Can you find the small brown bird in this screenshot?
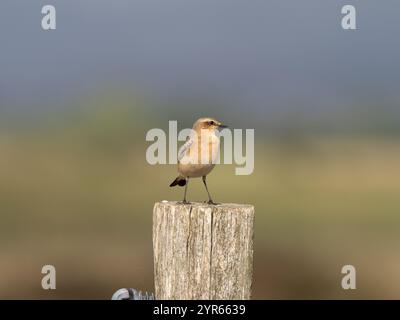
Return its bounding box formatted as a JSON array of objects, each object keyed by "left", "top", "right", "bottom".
[{"left": 170, "top": 117, "right": 227, "bottom": 204}]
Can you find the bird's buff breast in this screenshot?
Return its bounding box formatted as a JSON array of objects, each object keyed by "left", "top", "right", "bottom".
[
  {"left": 178, "top": 162, "right": 216, "bottom": 178},
  {"left": 178, "top": 133, "right": 219, "bottom": 177}
]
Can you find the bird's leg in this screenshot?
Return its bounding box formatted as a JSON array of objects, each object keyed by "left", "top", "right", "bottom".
[
  {"left": 181, "top": 177, "right": 189, "bottom": 204},
  {"left": 202, "top": 176, "right": 217, "bottom": 205}
]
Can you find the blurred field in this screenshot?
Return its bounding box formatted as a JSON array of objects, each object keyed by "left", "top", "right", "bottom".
[{"left": 0, "top": 102, "right": 400, "bottom": 299}]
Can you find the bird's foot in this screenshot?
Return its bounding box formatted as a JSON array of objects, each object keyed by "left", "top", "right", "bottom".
[
  {"left": 205, "top": 200, "right": 219, "bottom": 205},
  {"left": 178, "top": 200, "right": 190, "bottom": 205}
]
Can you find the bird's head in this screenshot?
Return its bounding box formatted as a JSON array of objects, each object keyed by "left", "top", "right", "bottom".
[{"left": 193, "top": 117, "right": 228, "bottom": 132}]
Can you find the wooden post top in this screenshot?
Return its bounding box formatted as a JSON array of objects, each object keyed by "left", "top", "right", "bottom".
[{"left": 156, "top": 200, "right": 254, "bottom": 210}]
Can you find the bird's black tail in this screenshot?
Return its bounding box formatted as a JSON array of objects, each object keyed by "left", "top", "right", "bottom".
[{"left": 169, "top": 176, "right": 186, "bottom": 187}]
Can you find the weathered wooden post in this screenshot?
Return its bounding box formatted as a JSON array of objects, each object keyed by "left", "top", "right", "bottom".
[{"left": 153, "top": 201, "right": 255, "bottom": 300}]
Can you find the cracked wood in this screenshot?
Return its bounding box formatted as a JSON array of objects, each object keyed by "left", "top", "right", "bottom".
[{"left": 153, "top": 201, "right": 254, "bottom": 300}]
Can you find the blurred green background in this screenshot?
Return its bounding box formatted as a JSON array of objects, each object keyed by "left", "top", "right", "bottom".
[
  {"left": 1, "top": 1, "right": 400, "bottom": 299},
  {"left": 1, "top": 96, "right": 399, "bottom": 299}
]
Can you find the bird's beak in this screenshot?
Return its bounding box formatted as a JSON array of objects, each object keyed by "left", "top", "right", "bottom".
[{"left": 218, "top": 124, "right": 228, "bottom": 128}]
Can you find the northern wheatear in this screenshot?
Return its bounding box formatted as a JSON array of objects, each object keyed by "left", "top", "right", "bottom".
[{"left": 169, "top": 117, "right": 227, "bottom": 204}]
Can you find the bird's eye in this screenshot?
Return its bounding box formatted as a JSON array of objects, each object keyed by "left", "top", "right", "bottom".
[{"left": 209, "top": 121, "right": 214, "bottom": 125}]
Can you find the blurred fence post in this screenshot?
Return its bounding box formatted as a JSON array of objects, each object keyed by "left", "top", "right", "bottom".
[{"left": 153, "top": 201, "right": 255, "bottom": 299}]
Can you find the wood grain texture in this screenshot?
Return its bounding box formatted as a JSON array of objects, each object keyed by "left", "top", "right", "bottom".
[{"left": 153, "top": 201, "right": 254, "bottom": 300}]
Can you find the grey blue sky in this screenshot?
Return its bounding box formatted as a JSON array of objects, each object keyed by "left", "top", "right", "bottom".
[{"left": 1, "top": 1, "right": 399, "bottom": 123}]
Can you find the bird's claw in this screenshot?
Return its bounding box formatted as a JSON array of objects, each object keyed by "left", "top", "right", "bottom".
[
  {"left": 178, "top": 200, "right": 190, "bottom": 205},
  {"left": 205, "top": 200, "right": 218, "bottom": 205}
]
